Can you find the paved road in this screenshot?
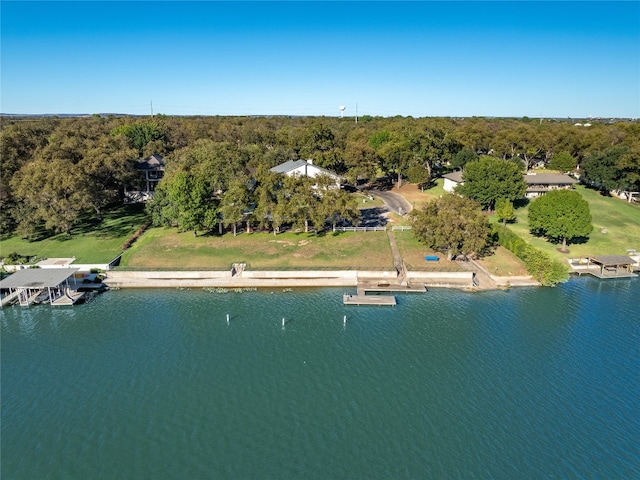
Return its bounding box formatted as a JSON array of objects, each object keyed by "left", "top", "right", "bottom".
[{"left": 369, "top": 190, "right": 412, "bottom": 216}]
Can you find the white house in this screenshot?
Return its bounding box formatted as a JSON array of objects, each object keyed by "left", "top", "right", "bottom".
[
  {"left": 442, "top": 171, "right": 464, "bottom": 193},
  {"left": 270, "top": 159, "right": 341, "bottom": 188}
]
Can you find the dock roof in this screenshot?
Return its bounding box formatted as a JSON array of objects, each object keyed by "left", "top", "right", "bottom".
[
  {"left": 0, "top": 268, "right": 79, "bottom": 289},
  {"left": 589, "top": 255, "right": 635, "bottom": 266}
]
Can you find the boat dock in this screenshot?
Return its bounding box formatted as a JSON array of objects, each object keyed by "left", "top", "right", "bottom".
[
  {"left": 342, "top": 282, "right": 427, "bottom": 306},
  {"left": 569, "top": 255, "right": 639, "bottom": 280},
  {"left": 0, "top": 268, "right": 83, "bottom": 307},
  {"left": 343, "top": 293, "right": 397, "bottom": 306}
]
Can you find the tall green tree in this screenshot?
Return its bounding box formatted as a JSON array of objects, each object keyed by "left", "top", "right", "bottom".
[
  {"left": 218, "top": 178, "right": 250, "bottom": 236},
  {"left": 316, "top": 175, "right": 361, "bottom": 230},
  {"left": 157, "top": 171, "right": 217, "bottom": 235},
  {"left": 548, "top": 151, "right": 576, "bottom": 173},
  {"left": 495, "top": 198, "right": 516, "bottom": 225},
  {"left": 528, "top": 189, "right": 592, "bottom": 252},
  {"left": 111, "top": 121, "right": 166, "bottom": 156},
  {"left": 450, "top": 147, "right": 478, "bottom": 170},
  {"left": 11, "top": 159, "right": 90, "bottom": 236},
  {"left": 410, "top": 194, "right": 491, "bottom": 261},
  {"left": 456, "top": 156, "right": 526, "bottom": 210}
]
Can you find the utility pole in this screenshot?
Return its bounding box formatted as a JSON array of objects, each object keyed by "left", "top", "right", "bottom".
[
  {"left": 150, "top": 100, "right": 153, "bottom": 117},
  {"left": 355, "top": 102, "right": 358, "bottom": 124}
]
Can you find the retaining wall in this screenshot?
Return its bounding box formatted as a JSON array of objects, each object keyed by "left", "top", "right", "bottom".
[{"left": 104, "top": 270, "right": 358, "bottom": 288}]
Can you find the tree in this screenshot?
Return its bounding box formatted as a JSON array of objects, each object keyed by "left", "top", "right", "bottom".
[
  {"left": 11, "top": 159, "right": 90, "bottom": 236},
  {"left": 111, "top": 121, "right": 166, "bottom": 156},
  {"left": 410, "top": 194, "right": 491, "bottom": 261},
  {"left": 79, "top": 136, "right": 138, "bottom": 219},
  {"left": 450, "top": 147, "right": 478, "bottom": 170},
  {"left": 456, "top": 156, "right": 526, "bottom": 210},
  {"left": 548, "top": 151, "right": 576, "bottom": 173},
  {"left": 581, "top": 146, "right": 637, "bottom": 194},
  {"left": 218, "top": 178, "right": 250, "bottom": 236},
  {"left": 315, "top": 175, "right": 361, "bottom": 230},
  {"left": 495, "top": 198, "right": 516, "bottom": 225},
  {"left": 528, "top": 189, "right": 592, "bottom": 252},
  {"left": 159, "top": 171, "right": 217, "bottom": 235}
]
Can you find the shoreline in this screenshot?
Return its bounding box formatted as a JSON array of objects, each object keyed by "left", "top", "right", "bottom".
[{"left": 103, "top": 269, "right": 540, "bottom": 291}]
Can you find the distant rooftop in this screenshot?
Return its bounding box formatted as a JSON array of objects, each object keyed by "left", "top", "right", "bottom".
[{"left": 136, "top": 153, "right": 165, "bottom": 171}]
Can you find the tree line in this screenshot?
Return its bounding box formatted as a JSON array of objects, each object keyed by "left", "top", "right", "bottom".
[{"left": 1, "top": 114, "right": 638, "bottom": 238}]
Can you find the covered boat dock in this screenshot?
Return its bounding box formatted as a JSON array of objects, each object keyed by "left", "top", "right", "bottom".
[
  {"left": 570, "top": 255, "right": 638, "bottom": 279},
  {"left": 0, "top": 268, "right": 83, "bottom": 307}
]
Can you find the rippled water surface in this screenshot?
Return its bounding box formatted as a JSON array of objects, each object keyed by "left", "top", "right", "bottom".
[{"left": 2, "top": 278, "right": 639, "bottom": 479}]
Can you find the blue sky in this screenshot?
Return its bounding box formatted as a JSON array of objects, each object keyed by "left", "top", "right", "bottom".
[{"left": 2, "top": 1, "right": 639, "bottom": 117}]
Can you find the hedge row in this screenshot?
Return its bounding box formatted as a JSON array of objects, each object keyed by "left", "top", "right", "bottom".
[
  {"left": 122, "top": 220, "right": 152, "bottom": 251},
  {"left": 493, "top": 225, "right": 568, "bottom": 286}
]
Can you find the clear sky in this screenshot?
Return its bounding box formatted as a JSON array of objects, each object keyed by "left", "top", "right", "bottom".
[{"left": 2, "top": 1, "right": 639, "bottom": 118}]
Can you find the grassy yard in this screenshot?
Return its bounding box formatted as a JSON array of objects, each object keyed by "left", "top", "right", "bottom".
[
  {"left": 0, "top": 205, "right": 149, "bottom": 264},
  {"left": 500, "top": 185, "right": 640, "bottom": 262},
  {"left": 393, "top": 231, "right": 465, "bottom": 272},
  {"left": 475, "top": 246, "right": 530, "bottom": 277},
  {"left": 121, "top": 228, "right": 395, "bottom": 270}
]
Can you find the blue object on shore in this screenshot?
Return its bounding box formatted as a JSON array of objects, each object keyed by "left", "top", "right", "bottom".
[{"left": 425, "top": 255, "right": 439, "bottom": 262}]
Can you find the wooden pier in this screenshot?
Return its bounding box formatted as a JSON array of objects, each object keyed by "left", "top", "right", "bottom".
[
  {"left": 51, "top": 289, "right": 85, "bottom": 306},
  {"left": 342, "top": 281, "right": 427, "bottom": 306},
  {"left": 343, "top": 293, "right": 396, "bottom": 306}
]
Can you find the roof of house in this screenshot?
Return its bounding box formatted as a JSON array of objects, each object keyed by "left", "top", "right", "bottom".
[
  {"left": 0, "top": 268, "right": 79, "bottom": 289},
  {"left": 270, "top": 159, "right": 340, "bottom": 178},
  {"left": 270, "top": 159, "right": 309, "bottom": 174},
  {"left": 136, "top": 153, "right": 165, "bottom": 171},
  {"left": 524, "top": 173, "right": 577, "bottom": 185},
  {"left": 442, "top": 171, "right": 464, "bottom": 183}
]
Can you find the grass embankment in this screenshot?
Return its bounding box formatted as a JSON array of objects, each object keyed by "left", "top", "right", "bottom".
[
  {"left": 502, "top": 185, "right": 640, "bottom": 261},
  {"left": 0, "top": 205, "right": 149, "bottom": 264},
  {"left": 121, "top": 229, "right": 395, "bottom": 270}
]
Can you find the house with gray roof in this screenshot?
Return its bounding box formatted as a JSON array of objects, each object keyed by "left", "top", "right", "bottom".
[
  {"left": 442, "top": 171, "right": 464, "bottom": 193},
  {"left": 442, "top": 171, "right": 577, "bottom": 198},
  {"left": 524, "top": 173, "right": 577, "bottom": 198},
  {"left": 135, "top": 153, "right": 165, "bottom": 192}
]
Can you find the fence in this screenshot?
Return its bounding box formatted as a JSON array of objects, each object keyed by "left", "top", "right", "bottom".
[
  {"left": 333, "top": 226, "right": 387, "bottom": 232},
  {"left": 391, "top": 226, "right": 412, "bottom": 231}
]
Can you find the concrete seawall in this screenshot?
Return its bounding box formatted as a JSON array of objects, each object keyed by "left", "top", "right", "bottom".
[
  {"left": 104, "top": 270, "right": 359, "bottom": 288},
  {"left": 103, "top": 270, "right": 482, "bottom": 289}
]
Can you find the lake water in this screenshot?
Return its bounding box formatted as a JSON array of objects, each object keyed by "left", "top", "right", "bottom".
[{"left": 1, "top": 278, "right": 639, "bottom": 479}]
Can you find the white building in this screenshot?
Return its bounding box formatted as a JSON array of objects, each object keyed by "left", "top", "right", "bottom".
[
  {"left": 270, "top": 159, "right": 341, "bottom": 188},
  {"left": 442, "top": 171, "right": 464, "bottom": 193}
]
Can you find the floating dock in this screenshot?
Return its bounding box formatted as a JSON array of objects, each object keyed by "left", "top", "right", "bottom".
[{"left": 343, "top": 293, "right": 396, "bottom": 306}]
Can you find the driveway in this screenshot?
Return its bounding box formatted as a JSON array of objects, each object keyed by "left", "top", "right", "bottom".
[{"left": 369, "top": 190, "right": 413, "bottom": 216}]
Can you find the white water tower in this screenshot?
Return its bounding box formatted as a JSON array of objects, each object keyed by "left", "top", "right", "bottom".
[{"left": 339, "top": 105, "right": 345, "bottom": 118}]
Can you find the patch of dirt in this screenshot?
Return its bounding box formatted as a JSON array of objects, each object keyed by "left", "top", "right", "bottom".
[
  {"left": 269, "top": 240, "right": 295, "bottom": 247},
  {"left": 298, "top": 240, "right": 311, "bottom": 246}
]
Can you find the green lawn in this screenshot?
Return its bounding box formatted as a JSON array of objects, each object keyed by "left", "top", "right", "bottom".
[
  {"left": 499, "top": 186, "right": 640, "bottom": 262},
  {"left": 121, "top": 228, "right": 395, "bottom": 270},
  {"left": 0, "top": 204, "right": 149, "bottom": 264},
  {"left": 393, "top": 231, "right": 465, "bottom": 272}
]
